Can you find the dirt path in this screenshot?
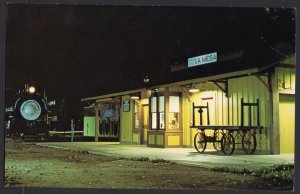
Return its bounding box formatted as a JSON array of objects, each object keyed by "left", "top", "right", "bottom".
[{"left": 4, "top": 139, "right": 290, "bottom": 190}]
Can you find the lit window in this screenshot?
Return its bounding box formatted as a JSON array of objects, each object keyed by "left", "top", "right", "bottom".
[
  {"left": 150, "top": 95, "right": 165, "bottom": 130},
  {"left": 159, "top": 96, "right": 165, "bottom": 129},
  {"left": 151, "top": 97, "right": 157, "bottom": 129},
  {"left": 169, "top": 96, "right": 180, "bottom": 129},
  {"left": 134, "top": 101, "right": 139, "bottom": 129}
]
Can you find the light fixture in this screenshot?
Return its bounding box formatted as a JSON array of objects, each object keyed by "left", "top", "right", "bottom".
[
  {"left": 28, "top": 86, "right": 36, "bottom": 94},
  {"left": 131, "top": 96, "right": 139, "bottom": 100},
  {"left": 143, "top": 76, "right": 149, "bottom": 83},
  {"left": 131, "top": 94, "right": 140, "bottom": 100},
  {"left": 188, "top": 83, "right": 199, "bottom": 93}
]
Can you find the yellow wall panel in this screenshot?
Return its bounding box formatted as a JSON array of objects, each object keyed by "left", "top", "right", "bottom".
[
  {"left": 120, "top": 96, "right": 133, "bottom": 142},
  {"left": 168, "top": 136, "right": 180, "bottom": 146},
  {"left": 279, "top": 94, "right": 295, "bottom": 153}
]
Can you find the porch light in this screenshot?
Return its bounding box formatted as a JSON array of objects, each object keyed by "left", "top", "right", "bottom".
[
  {"left": 131, "top": 95, "right": 140, "bottom": 100},
  {"left": 131, "top": 96, "right": 139, "bottom": 100},
  {"left": 188, "top": 84, "right": 199, "bottom": 93}
]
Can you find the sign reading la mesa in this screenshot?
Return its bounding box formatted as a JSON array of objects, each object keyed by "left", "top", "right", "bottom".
[{"left": 188, "top": 52, "right": 217, "bottom": 67}]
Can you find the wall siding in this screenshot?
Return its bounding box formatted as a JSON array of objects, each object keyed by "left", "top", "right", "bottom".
[
  {"left": 277, "top": 67, "right": 295, "bottom": 153},
  {"left": 182, "top": 92, "right": 191, "bottom": 147},
  {"left": 120, "top": 96, "right": 133, "bottom": 143},
  {"left": 185, "top": 75, "right": 271, "bottom": 151}
]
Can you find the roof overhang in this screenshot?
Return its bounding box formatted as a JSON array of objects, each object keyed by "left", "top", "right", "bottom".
[
  {"left": 81, "top": 67, "right": 261, "bottom": 102},
  {"left": 156, "top": 67, "right": 261, "bottom": 88},
  {"left": 81, "top": 88, "right": 145, "bottom": 102}
]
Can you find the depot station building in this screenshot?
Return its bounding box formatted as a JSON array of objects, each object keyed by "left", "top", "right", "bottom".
[{"left": 81, "top": 49, "right": 295, "bottom": 155}]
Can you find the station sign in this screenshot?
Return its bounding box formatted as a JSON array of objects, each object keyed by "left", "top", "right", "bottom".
[
  {"left": 104, "top": 109, "right": 113, "bottom": 118},
  {"left": 188, "top": 52, "right": 217, "bottom": 67}
]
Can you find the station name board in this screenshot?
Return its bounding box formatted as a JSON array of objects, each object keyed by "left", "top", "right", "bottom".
[{"left": 188, "top": 52, "right": 217, "bottom": 67}]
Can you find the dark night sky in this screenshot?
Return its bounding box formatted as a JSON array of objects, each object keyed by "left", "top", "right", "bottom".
[{"left": 5, "top": 5, "right": 295, "bottom": 117}]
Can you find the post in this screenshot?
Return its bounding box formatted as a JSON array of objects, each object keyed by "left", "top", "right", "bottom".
[
  {"left": 270, "top": 68, "right": 280, "bottom": 154},
  {"left": 71, "top": 119, "right": 74, "bottom": 142},
  {"left": 206, "top": 102, "right": 210, "bottom": 125},
  {"left": 241, "top": 98, "right": 244, "bottom": 127},
  {"left": 257, "top": 99, "right": 260, "bottom": 126},
  {"left": 249, "top": 106, "right": 252, "bottom": 127},
  {"left": 94, "top": 103, "right": 99, "bottom": 142},
  {"left": 199, "top": 107, "right": 203, "bottom": 126},
  {"left": 192, "top": 102, "right": 195, "bottom": 126}
]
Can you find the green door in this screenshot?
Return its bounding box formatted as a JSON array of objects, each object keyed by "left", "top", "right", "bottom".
[{"left": 83, "top": 116, "right": 95, "bottom": 137}]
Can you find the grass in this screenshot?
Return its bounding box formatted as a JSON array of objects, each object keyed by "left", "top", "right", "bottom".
[
  {"left": 210, "top": 163, "right": 294, "bottom": 190},
  {"left": 112, "top": 155, "right": 174, "bottom": 164}
]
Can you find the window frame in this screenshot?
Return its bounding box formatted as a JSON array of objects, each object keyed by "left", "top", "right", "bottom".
[{"left": 150, "top": 92, "right": 165, "bottom": 130}]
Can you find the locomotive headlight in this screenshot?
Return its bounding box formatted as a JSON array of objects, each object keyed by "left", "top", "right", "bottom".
[
  {"left": 28, "top": 86, "right": 36, "bottom": 94},
  {"left": 20, "top": 100, "right": 42, "bottom": 121}
]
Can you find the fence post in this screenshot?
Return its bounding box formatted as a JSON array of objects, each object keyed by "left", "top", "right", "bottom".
[{"left": 71, "top": 119, "right": 74, "bottom": 142}]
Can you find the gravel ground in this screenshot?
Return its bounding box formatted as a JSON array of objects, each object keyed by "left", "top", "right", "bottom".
[{"left": 4, "top": 138, "right": 293, "bottom": 190}]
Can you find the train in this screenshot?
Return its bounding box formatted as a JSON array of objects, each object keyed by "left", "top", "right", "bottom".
[{"left": 5, "top": 84, "right": 57, "bottom": 139}]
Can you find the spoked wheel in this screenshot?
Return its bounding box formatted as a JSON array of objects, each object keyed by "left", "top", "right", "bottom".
[
  {"left": 221, "top": 132, "right": 235, "bottom": 155},
  {"left": 213, "top": 130, "right": 223, "bottom": 151},
  {"left": 194, "top": 132, "right": 207, "bottom": 153},
  {"left": 242, "top": 131, "right": 257, "bottom": 154}
]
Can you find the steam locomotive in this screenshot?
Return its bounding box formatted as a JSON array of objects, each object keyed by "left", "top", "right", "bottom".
[{"left": 5, "top": 84, "right": 57, "bottom": 139}]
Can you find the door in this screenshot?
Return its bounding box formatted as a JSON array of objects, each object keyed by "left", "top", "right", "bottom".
[
  {"left": 279, "top": 94, "right": 295, "bottom": 153},
  {"left": 141, "top": 105, "right": 149, "bottom": 144}
]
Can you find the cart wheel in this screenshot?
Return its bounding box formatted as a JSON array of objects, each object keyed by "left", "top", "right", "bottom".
[
  {"left": 213, "top": 130, "right": 223, "bottom": 151},
  {"left": 221, "top": 133, "right": 235, "bottom": 155},
  {"left": 242, "top": 132, "right": 256, "bottom": 154},
  {"left": 194, "top": 132, "right": 206, "bottom": 153}
]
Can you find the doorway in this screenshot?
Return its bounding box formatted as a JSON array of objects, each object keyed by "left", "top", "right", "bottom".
[
  {"left": 279, "top": 94, "right": 295, "bottom": 153},
  {"left": 141, "top": 105, "right": 149, "bottom": 144}
]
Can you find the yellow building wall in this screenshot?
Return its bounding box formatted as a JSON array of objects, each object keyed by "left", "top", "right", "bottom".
[
  {"left": 228, "top": 76, "right": 271, "bottom": 151},
  {"left": 182, "top": 92, "right": 191, "bottom": 147},
  {"left": 120, "top": 95, "right": 133, "bottom": 143},
  {"left": 117, "top": 67, "right": 295, "bottom": 151},
  {"left": 168, "top": 136, "right": 180, "bottom": 146},
  {"left": 277, "top": 67, "right": 296, "bottom": 94},
  {"left": 183, "top": 76, "right": 271, "bottom": 151},
  {"left": 279, "top": 94, "right": 295, "bottom": 153},
  {"left": 277, "top": 67, "right": 295, "bottom": 153}
]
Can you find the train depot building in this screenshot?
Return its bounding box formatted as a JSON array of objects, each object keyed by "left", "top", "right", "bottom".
[{"left": 81, "top": 49, "right": 295, "bottom": 155}]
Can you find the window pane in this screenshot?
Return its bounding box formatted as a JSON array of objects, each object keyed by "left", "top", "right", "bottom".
[
  {"left": 159, "top": 113, "right": 165, "bottom": 129},
  {"left": 152, "top": 113, "right": 157, "bottom": 129},
  {"left": 169, "top": 112, "right": 179, "bottom": 129},
  {"left": 151, "top": 97, "right": 157, "bottom": 112},
  {"left": 135, "top": 113, "right": 139, "bottom": 128},
  {"left": 134, "top": 103, "right": 138, "bottom": 113},
  {"left": 159, "top": 96, "right": 164, "bottom": 112},
  {"left": 169, "top": 96, "right": 179, "bottom": 112}
]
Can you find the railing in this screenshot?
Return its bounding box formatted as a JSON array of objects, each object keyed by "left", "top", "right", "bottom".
[{"left": 99, "top": 120, "right": 119, "bottom": 138}]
